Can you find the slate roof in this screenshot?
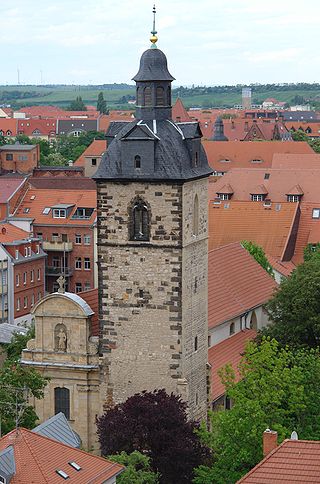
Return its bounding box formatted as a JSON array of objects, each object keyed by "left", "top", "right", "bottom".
[
  {"left": 33, "top": 412, "right": 81, "bottom": 448},
  {"left": 208, "top": 242, "right": 277, "bottom": 329},
  {"left": 209, "top": 329, "right": 257, "bottom": 401},
  {"left": 0, "top": 428, "right": 123, "bottom": 483},
  {"left": 94, "top": 119, "right": 212, "bottom": 181},
  {"left": 0, "top": 445, "right": 15, "bottom": 482},
  {"left": 1, "top": 144, "right": 35, "bottom": 151},
  {"left": 237, "top": 439, "right": 320, "bottom": 483},
  {"left": 132, "top": 47, "right": 175, "bottom": 81},
  {"left": 208, "top": 200, "right": 298, "bottom": 259},
  {"left": 0, "top": 323, "right": 27, "bottom": 344}
]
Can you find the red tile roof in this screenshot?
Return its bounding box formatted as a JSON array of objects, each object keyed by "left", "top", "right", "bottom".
[
  {"left": 266, "top": 255, "right": 296, "bottom": 278},
  {"left": 203, "top": 141, "right": 313, "bottom": 172},
  {"left": 0, "top": 178, "right": 26, "bottom": 204},
  {"left": 15, "top": 188, "right": 97, "bottom": 226},
  {"left": 208, "top": 200, "right": 298, "bottom": 259},
  {"left": 209, "top": 329, "right": 257, "bottom": 400},
  {"left": 292, "top": 202, "right": 320, "bottom": 265},
  {"left": 172, "top": 98, "right": 191, "bottom": 122},
  {"left": 0, "top": 427, "right": 123, "bottom": 483},
  {"left": 0, "top": 223, "right": 30, "bottom": 243},
  {"left": 18, "top": 118, "right": 57, "bottom": 137},
  {"left": 208, "top": 242, "right": 277, "bottom": 329},
  {"left": 0, "top": 118, "right": 18, "bottom": 136},
  {"left": 272, "top": 153, "right": 320, "bottom": 169},
  {"left": 74, "top": 140, "right": 107, "bottom": 167},
  {"left": 78, "top": 288, "right": 99, "bottom": 336},
  {"left": 16, "top": 106, "right": 99, "bottom": 119},
  {"left": 285, "top": 120, "right": 320, "bottom": 137},
  {"left": 211, "top": 168, "right": 320, "bottom": 203},
  {"left": 237, "top": 439, "right": 320, "bottom": 483}
]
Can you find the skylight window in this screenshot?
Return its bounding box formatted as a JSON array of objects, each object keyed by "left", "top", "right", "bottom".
[
  {"left": 312, "top": 208, "right": 320, "bottom": 219},
  {"left": 56, "top": 470, "right": 69, "bottom": 480},
  {"left": 23, "top": 207, "right": 30, "bottom": 213},
  {"left": 68, "top": 462, "right": 81, "bottom": 471},
  {"left": 42, "top": 207, "right": 51, "bottom": 215},
  {"left": 30, "top": 195, "right": 36, "bottom": 200}
]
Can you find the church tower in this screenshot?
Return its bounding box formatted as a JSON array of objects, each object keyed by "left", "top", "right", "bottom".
[{"left": 94, "top": 9, "right": 212, "bottom": 420}]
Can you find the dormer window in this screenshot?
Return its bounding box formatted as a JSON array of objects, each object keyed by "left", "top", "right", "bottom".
[
  {"left": 217, "top": 193, "right": 230, "bottom": 201},
  {"left": 287, "top": 195, "right": 300, "bottom": 203},
  {"left": 130, "top": 199, "right": 150, "bottom": 241},
  {"left": 251, "top": 194, "right": 265, "bottom": 202},
  {"left": 134, "top": 155, "right": 141, "bottom": 169},
  {"left": 53, "top": 209, "right": 66, "bottom": 218},
  {"left": 251, "top": 159, "right": 263, "bottom": 164}
]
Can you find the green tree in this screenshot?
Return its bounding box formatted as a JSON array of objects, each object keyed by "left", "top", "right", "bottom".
[
  {"left": 97, "top": 91, "right": 108, "bottom": 114},
  {"left": 194, "top": 339, "right": 320, "bottom": 484},
  {"left": 41, "top": 152, "right": 68, "bottom": 166},
  {"left": 241, "top": 240, "right": 274, "bottom": 277},
  {"left": 291, "top": 129, "right": 309, "bottom": 142},
  {"left": 0, "top": 327, "right": 48, "bottom": 435},
  {"left": 261, "top": 256, "right": 320, "bottom": 348},
  {"left": 291, "top": 95, "right": 305, "bottom": 105},
  {"left": 108, "top": 451, "right": 160, "bottom": 484},
  {"left": 67, "top": 96, "right": 87, "bottom": 111}
]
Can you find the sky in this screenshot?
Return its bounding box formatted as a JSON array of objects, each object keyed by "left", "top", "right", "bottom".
[{"left": 2, "top": 0, "right": 320, "bottom": 86}]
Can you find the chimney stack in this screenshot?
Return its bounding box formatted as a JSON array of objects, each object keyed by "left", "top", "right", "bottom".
[{"left": 263, "top": 428, "right": 278, "bottom": 457}]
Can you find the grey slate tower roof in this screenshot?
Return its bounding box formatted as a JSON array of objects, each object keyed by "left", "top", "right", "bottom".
[
  {"left": 133, "top": 48, "right": 175, "bottom": 81},
  {"left": 210, "top": 116, "right": 229, "bottom": 141},
  {"left": 94, "top": 35, "right": 212, "bottom": 182},
  {"left": 0, "top": 445, "right": 15, "bottom": 483},
  {"left": 33, "top": 412, "right": 81, "bottom": 448}
]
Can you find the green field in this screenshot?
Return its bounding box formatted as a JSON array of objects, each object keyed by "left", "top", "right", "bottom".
[{"left": 1, "top": 85, "right": 319, "bottom": 110}]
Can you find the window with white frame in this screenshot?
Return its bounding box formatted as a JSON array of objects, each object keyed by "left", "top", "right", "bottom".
[
  {"left": 217, "top": 193, "right": 230, "bottom": 200},
  {"left": 23, "top": 272, "right": 27, "bottom": 285},
  {"left": 251, "top": 194, "right": 264, "bottom": 202},
  {"left": 53, "top": 208, "right": 66, "bottom": 218},
  {"left": 84, "top": 258, "right": 90, "bottom": 270},
  {"left": 287, "top": 195, "right": 300, "bottom": 202},
  {"left": 30, "top": 270, "right": 34, "bottom": 282},
  {"left": 75, "top": 283, "right": 82, "bottom": 293},
  {"left": 24, "top": 296, "right": 28, "bottom": 309},
  {"left": 15, "top": 249, "right": 19, "bottom": 259},
  {"left": 84, "top": 282, "right": 91, "bottom": 291},
  {"left": 24, "top": 247, "right": 28, "bottom": 257},
  {"left": 16, "top": 274, "right": 20, "bottom": 286},
  {"left": 37, "top": 268, "right": 41, "bottom": 281},
  {"left": 312, "top": 208, "right": 320, "bottom": 219},
  {"left": 36, "top": 244, "right": 40, "bottom": 254},
  {"left": 83, "top": 234, "right": 91, "bottom": 245},
  {"left": 31, "top": 294, "right": 35, "bottom": 307},
  {"left": 28, "top": 246, "right": 31, "bottom": 257},
  {"left": 16, "top": 298, "right": 20, "bottom": 311},
  {"left": 75, "top": 234, "right": 82, "bottom": 244},
  {"left": 75, "top": 257, "right": 82, "bottom": 270}
]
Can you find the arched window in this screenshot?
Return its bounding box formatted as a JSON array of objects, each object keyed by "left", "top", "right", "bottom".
[
  {"left": 193, "top": 195, "right": 199, "bottom": 236},
  {"left": 130, "top": 199, "right": 150, "bottom": 241},
  {"left": 6, "top": 130, "right": 11, "bottom": 136},
  {"left": 250, "top": 311, "right": 257, "bottom": 330},
  {"left": 134, "top": 155, "right": 141, "bottom": 169},
  {"left": 194, "top": 151, "right": 198, "bottom": 168},
  {"left": 144, "top": 87, "right": 152, "bottom": 107},
  {"left": 136, "top": 87, "right": 143, "bottom": 106},
  {"left": 156, "top": 87, "right": 165, "bottom": 106},
  {"left": 167, "top": 86, "right": 171, "bottom": 105},
  {"left": 54, "top": 387, "right": 70, "bottom": 420},
  {"left": 229, "top": 322, "right": 235, "bottom": 335}
]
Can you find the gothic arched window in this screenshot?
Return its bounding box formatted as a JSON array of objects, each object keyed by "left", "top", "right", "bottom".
[
  {"left": 54, "top": 387, "right": 70, "bottom": 420},
  {"left": 134, "top": 155, "right": 141, "bottom": 169},
  {"left": 130, "top": 199, "right": 150, "bottom": 241},
  {"left": 136, "top": 87, "right": 143, "bottom": 106},
  {"left": 193, "top": 194, "right": 199, "bottom": 236},
  {"left": 167, "top": 86, "right": 171, "bottom": 105},
  {"left": 144, "top": 87, "right": 152, "bottom": 107},
  {"left": 156, "top": 87, "right": 165, "bottom": 106}
]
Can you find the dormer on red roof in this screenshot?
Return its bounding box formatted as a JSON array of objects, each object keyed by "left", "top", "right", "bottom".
[
  {"left": 286, "top": 184, "right": 304, "bottom": 195},
  {"left": 216, "top": 183, "right": 234, "bottom": 195},
  {"left": 250, "top": 184, "right": 268, "bottom": 195},
  {"left": 0, "top": 427, "right": 123, "bottom": 483}
]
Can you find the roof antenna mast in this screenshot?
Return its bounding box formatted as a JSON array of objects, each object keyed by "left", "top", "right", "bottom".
[{"left": 150, "top": 4, "right": 158, "bottom": 48}]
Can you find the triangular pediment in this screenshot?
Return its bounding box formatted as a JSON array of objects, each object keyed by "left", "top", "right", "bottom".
[{"left": 121, "top": 124, "right": 156, "bottom": 141}]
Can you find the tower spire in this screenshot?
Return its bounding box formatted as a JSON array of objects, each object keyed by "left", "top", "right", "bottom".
[{"left": 150, "top": 4, "right": 158, "bottom": 48}]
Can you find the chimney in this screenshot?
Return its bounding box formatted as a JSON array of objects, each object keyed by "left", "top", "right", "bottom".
[{"left": 263, "top": 429, "right": 278, "bottom": 457}]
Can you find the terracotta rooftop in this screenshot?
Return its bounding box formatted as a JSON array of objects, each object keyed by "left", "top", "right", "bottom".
[
  {"left": 211, "top": 168, "right": 320, "bottom": 203},
  {"left": 78, "top": 288, "right": 99, "bottom": 336},
  {"left": 285, "top": 120, "right": 320, "bottom": 137},
  {"left": 0, "top": 223, "right": 30, "bottom": 243},
  {"left": 266, "top": 254, "right": 296, "bottom": 278},
  {"left": 18, "top": 118, "right": 57, "bottom": 136},
  {"left": 74, "top": 139, "right": 107, "bottom": 167},
  {"left": 15, "top": 188, "right": 97, "bottom": 226},
  {"left": 0, "top": 118, "right": 18, "bottom": 136},
  {"left": 0, "top": 427, "right": 123, "bottom": 483},
  {"left": 272, "top": 153, "right": 320, "bottom": 169},
  {"left": 291, "top": 202, "right": 320, "bottom": 265},
  {"left": 16, "top": 106, "right": 99, "bottom": 119},
  {"left": 202, "top": 141, "right": 313, "bottom": 172},
  {"left": 0, "top": 178, "right": 26, "bottom": 204},
  {"left": 29, "top": 177, "right": 96, "bottom": 190},
  {"left": 237, "top": 439, "right": 320, "bottom": 483},
  {"left": 172, "top": 98, "right": 191, "bottom": 122},
  {"left": 208, "top": 242, "right": 277, "bottom": 329},
  {"left": 208, "top": 200, "right": 298, "bottom": 259},
  {"left": 209, "top": 329, "right": 257, "bottom": 401}
]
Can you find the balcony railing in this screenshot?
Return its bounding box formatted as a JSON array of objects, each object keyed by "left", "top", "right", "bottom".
[
  {"left": 42, "top": 241, "right": 73, "bottom": 252},
  {"left": 46, "top": 266, "right": 73, "bottom": 277}
]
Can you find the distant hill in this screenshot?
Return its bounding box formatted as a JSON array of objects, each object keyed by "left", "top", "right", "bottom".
[{"left": 1, "top": 83, "right": 319, "bottom": 110}]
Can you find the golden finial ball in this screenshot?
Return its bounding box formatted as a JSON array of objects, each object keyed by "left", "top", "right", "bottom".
[{"left": 150, "top": 34, "right": 158, "bottom": 44}]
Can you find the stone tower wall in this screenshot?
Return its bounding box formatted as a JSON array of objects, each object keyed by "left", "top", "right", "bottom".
[{"left": 97, "top": 177, "right": 208, "bottom": 419}]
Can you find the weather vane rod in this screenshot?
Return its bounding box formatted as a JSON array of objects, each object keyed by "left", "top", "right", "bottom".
[{"left": 150, "top": 4, "right": 158, "bottom": 48}]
